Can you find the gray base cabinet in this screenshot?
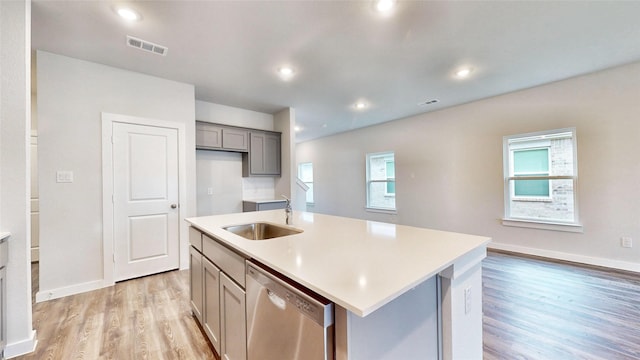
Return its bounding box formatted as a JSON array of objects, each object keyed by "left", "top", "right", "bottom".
[
  {"left": 203, "top": 257, "right": 221, "bottom": 354},
  {"left": 189, "top": 227, "right": 247, "bottom": 360},
  {"left": 189, "top": 246, "right": 204, "bottom": 323},
  {"left": 220, "top": 273, "right": 247, "bottom": 360},
  {"left": 242, "top": 200, "right": 287, "bottom": 212}
]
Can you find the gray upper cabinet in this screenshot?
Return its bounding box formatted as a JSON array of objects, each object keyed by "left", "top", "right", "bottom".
[
  {"left": 243, "top": 131, "right": 281, "bottom": 177},
  {"left": 221, "top": 128, "right": 248, "bottom": 151},
  {"left": 196, "top": 121, "right": 248, "bottom": 152},
  {"left": 196, "top": 122, "right": 222, "bottom": 150}
]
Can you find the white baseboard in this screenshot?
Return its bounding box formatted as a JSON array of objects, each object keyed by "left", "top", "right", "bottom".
[
  {"left": 35, "top": 279, "right": 107, "bottom": 303},
  {"left": 489, "top": 242, "right": 640, "bottom": 273},
  {"left": 5, "top": 330, "right": 37, "bottom": 358}
]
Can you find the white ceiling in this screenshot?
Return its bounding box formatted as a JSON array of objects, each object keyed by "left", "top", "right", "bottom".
[{"left": 31, "top": 1, "right": 640, "bottom": 142}]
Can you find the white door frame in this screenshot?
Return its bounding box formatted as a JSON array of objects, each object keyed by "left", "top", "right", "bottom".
[{"left": 101, "top": 112, "right": 188, "bottom": 286}]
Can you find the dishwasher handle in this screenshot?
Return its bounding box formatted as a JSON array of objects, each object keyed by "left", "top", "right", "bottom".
[{"left": 247, "top": 261, "right": 334, "bottom": 328}]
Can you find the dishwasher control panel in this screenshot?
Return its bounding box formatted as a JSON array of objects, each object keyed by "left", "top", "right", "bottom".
[
  {"left": 286, "top": 292, "right": 317, "bottom": 318},
  {"left": 247, "top": 261, "right": 333, "bottom": 327}
]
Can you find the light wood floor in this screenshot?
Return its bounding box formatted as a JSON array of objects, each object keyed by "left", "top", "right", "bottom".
[
  {"left": 18, "top": 252, "right": 640, "bottom": 359},
  {"left": 16, "top": 269, "right": 217, "bottom": 360},
  {"left": 483, "top": 251, "right": 640, "bottom": 360}
]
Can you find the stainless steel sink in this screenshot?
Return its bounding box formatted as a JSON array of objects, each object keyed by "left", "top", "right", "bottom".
[{"left": 223, "top": 222, "right": 302, "bottom": 240}]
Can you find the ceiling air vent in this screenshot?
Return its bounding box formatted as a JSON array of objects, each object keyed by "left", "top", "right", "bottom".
[
  {"left": 126, "top": 35, "right": 168, "bottom": 56},
  {"left": 418, "top": 99, "right": 439, "bottom": 106}
]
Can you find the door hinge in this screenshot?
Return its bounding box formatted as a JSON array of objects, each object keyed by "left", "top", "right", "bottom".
[
  {"left": 111, "top": 135, "right": 114, "bottom": 144},
  {"left": 112, "top": 194, "right": 114, "bottom": 204},
  {"left": 113, "top": 253, "right": 116, "bottom": 263}
]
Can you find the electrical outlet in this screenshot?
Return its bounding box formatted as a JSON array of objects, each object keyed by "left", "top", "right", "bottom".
[
  {"left": 621, "top": 237, "right": 633, "bottom": 248},
  {"left": 56, "top": 170, "right": 74, "bottom": 183},
  {"left": 207, "top": 187, "right": 213, "bottom": 195},
  {"left": 464, "top": 286, "right": 472, "bottom": 314}
]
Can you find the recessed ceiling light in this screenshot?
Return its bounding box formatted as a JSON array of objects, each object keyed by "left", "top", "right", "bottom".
[
  {"left": 375, "top": 0, "right": 396, "bottom": 12},
  {"left": 116, "top": 7, "right": 141, "bottom": 21},
  {"left": 277, "top": 66, "right": 295, "bottom": 80},
  {"left": 294, "top": 126, "right": 302, "bottom": 132},
  {"left": 354, "top": 102, "right": 367, "bottom": 110},
  {"left": 454, "top": 67, "right": 473, "bottom": 79}
]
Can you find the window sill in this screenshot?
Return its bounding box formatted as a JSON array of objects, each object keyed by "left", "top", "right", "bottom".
[
  {"left": 502, "top": 218, "right": 583, "bottom": 233},
  {"left": 366, "top": 207, "right": 397, "bottom": 215}
]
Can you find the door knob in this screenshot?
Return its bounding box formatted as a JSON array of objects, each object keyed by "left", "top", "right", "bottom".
[{"left": 171, "top": 204, "right": 178, "bottom": 209}]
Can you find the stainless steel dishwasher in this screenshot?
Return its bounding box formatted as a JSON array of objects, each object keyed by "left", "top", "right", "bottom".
[{"left": 246, "top": 260, "right": 334, "bottom": 360}]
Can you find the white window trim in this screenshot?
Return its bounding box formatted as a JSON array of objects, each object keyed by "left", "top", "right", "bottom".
[
  {"left": 503, "top": 127, "right": 580, "bottom": 230},
  {"left": 366, "top": 151, "right": 397, "bottom": 212}
]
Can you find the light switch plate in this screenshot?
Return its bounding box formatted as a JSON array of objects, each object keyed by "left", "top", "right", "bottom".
[{"left": 56, "top": 170, "right": 74, "bottom": 183}]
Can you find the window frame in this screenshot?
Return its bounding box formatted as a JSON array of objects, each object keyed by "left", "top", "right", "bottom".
[
  {"left": 297, "top": 162, "right": 314, "bottom": 205},
  {"left": 366, "top": 151, "right": 397, "bottom": 213},
  {"left": 502, "top": 128, "right": 581, "bottom": 232}
]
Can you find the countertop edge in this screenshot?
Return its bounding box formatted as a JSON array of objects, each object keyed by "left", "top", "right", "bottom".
[{"left": 0, "top": 232, "right": 10, "bottom": 241}]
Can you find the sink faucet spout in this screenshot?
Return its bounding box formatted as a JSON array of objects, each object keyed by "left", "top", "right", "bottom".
[{"left": 282, "top": 195, "right": 292, "bottom": 225}]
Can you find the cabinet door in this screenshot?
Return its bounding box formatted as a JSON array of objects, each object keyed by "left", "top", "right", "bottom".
[
  {"left": 220, "top": 273, "right": 247, "bottom": 360},
  {"left": 189, "top": 246, "right": 204, "bottom": 322},
  {"left": 248, "top": 132, "right": 281, "bottom": 176},
  {"left": 263, "top": 133, "right": 281, "bottom": 175},
  {"left": 222, "top": 128, "right": 248, "bottom": 151},
  {"left": 196, "top": 122, "right": 222, "bottom": 149},
  {"left": 203, "top": 257, "right": 221, "bottom": 354}
]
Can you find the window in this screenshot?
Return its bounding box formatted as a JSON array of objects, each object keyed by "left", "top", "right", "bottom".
[
  {"left": 297, "top": 162, "right": 313, "bottom": 204},
  {"left": 503, "top": 128, "right": 580, "bottom": 230},
  {"left": 366, "top": 152, "right": 396, "bottom": 211}
]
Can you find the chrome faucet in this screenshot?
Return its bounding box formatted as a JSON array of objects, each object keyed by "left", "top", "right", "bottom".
[{"left": 282, "top": 195, "right": 292, "bottom": 225}]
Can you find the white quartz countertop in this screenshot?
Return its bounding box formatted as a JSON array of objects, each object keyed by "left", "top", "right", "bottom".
[
  {"left": 0, "top": 232, "right": 9, "bottom": 241},
  {"left": 242, "top": 199, "right": 287, "bottom": 204},
  {"left": 186, "top": 210, "right": 490, "bottom": 317}
]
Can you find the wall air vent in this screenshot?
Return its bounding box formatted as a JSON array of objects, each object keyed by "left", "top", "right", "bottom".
[
  {"left": 126, "top": 35, "right": 168, "bottom": 56},
  {"left": 418, "top": 99, "right": 439, "bottom": 106}
]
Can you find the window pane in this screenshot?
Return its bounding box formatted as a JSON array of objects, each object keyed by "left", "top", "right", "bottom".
[
  {"left": 369, "top": 154, "right": 394, "bottom": 181},
  {"left": 368, "top": 181, "right": 396, "bottom": 209},
  {"left": 386, "top": 181, "right": 395, "bottom": 194},
  {"left": 509, "top": 179, "right": 574, "bottom": 222},
  {"left": 514, "top": 149, "right": 548, "bottom": 173},
  {"left": 386, "top": 161, "right": 395, "bottom": 178},
  {"left": 514, "top": 179, "right": 549, "bottom": 197},
  {"left": 298, "top": 163, "right": 313, "bottom": 182}
]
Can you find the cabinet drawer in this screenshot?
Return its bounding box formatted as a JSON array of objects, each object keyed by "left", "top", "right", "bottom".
[
  {"left": 189, "top": 226, "right": 203, "bottom": 252},
  {"left": 203, "top": 234, "right": 246, "bottom": 288}
]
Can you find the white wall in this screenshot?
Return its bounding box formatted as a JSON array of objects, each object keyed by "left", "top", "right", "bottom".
[
  {"left": 195, "top": 100, "right": 278, "bottom": 214},
  {"left": 274, "top": 107, "right": 295, "bottom": 202},
  {"left": 36, "top": 51, "right": 196, "bottom": 300},
  {"left": 296, "top": 61, "right": 640, "bottom": 271},
  {"left": 0, "top": 0, "right": 37, "bottom": 356}
]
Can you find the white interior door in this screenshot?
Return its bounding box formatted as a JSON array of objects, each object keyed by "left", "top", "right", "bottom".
[{"left": 113, "top": 122, "right": 180, "bottom": 281}]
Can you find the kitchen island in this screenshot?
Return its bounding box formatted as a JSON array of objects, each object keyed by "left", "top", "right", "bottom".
[{"left": 187, "top": 210, "right": 490, "bottom": 360}]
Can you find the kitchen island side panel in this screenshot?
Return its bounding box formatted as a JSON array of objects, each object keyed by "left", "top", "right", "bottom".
[{"left": 335, "top": 276, "right": 439, "bottom": 360}]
